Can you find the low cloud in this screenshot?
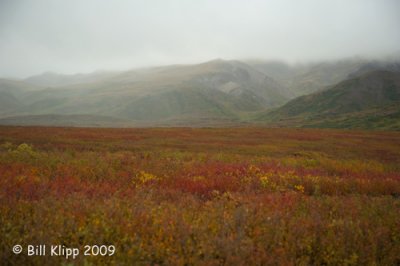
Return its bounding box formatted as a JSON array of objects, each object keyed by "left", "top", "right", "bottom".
[{"left": 1, "top": 0, "right": 399, "bottom": 77}]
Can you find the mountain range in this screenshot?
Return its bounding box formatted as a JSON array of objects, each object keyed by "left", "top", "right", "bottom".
[{"left": 0, "top": 58, "right": 399, "bottom": 129}]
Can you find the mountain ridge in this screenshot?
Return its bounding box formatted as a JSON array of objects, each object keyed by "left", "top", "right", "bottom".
[
  {"left": 1, "top": 58, "right": 400, "bottom": 129},
  {"left": 257, "top": 70, "right": 400, "bottom": 130},
  {"left": 1, "top": 59, "right": 289, "bottom": 124}
]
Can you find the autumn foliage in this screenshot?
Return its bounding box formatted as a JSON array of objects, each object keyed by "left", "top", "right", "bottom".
[{"left": 1, "top": 126, "right": 400, "bottom": 265}]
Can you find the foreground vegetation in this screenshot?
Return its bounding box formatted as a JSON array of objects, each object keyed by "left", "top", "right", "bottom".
[{"left": 1, "top": 126, "right": 400, "bottom": 265}]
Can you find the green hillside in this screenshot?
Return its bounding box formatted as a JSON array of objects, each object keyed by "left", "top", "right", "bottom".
[
  {"left": 2, "top": 59, "right": 400, "bottom": 129},
  {"left": 258, "top": 70, "right": 400, "bottom": 130},
  {"left": 0, "top": 60, "right": 290, "bottom": 124},
  {"left": 248, "top": 58, "right": 367, "bottom": 96}
]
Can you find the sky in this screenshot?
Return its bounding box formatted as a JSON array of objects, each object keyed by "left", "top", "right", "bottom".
[{"left": 0, "top": 0, "right": 399, "bottom": 78}]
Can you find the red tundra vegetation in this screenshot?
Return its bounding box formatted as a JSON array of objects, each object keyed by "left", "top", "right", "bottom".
[{"left": 1, "top": 126, "right": 400, "bottom": 265}]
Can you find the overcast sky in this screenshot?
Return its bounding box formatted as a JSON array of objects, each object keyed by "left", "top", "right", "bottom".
[{"left": 0, "top": 0, "right": 399, "bottom": 78}]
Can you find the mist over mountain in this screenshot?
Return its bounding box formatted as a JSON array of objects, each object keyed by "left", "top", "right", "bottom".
[
  {"left": 247, "top": 58, "right": 369, "bottom": 96},
  {"left": 1, "top": 0, "right": 399, "bottom": 78},
  {"left": 1, "top": 57, "right": 400, "bottom": 129},
  {"left": 259, "top": 68, "right": 400, "bottom": 130},
  {"left": 0, "top": 59, "right": 290, "bottom": 125},
  {"left": 24, "top": 71, "right": 119, "bottom": 87}
]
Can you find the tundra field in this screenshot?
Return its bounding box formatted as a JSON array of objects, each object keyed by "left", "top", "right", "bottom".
[{"left": 1, "top": 126, "right": 400, "bottom": 265}]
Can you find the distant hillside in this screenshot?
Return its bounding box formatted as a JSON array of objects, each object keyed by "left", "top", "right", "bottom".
[
  {"left": 258, "top": 70, "right": 400, "bottom": 130},
  {"left": 248, "top": 58, "right": 368, "bottom": 96},
  {"left": 0, "top": 59, "right": 290, "bottom": 125},
  {"left": 2, "top": 58, "right": 400, "bottom": 128},
  {"left": 347, "top": 61, "right": 400, "bottom": 79},
  {"left": 0, "top": 78, "right": 39, "bottom": 94},
  {"left": 24, "top": 71, "right": 119, "bottom": 87},
  {"left": 0, "top": 78, "right": 39, "bottom": 112}
]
